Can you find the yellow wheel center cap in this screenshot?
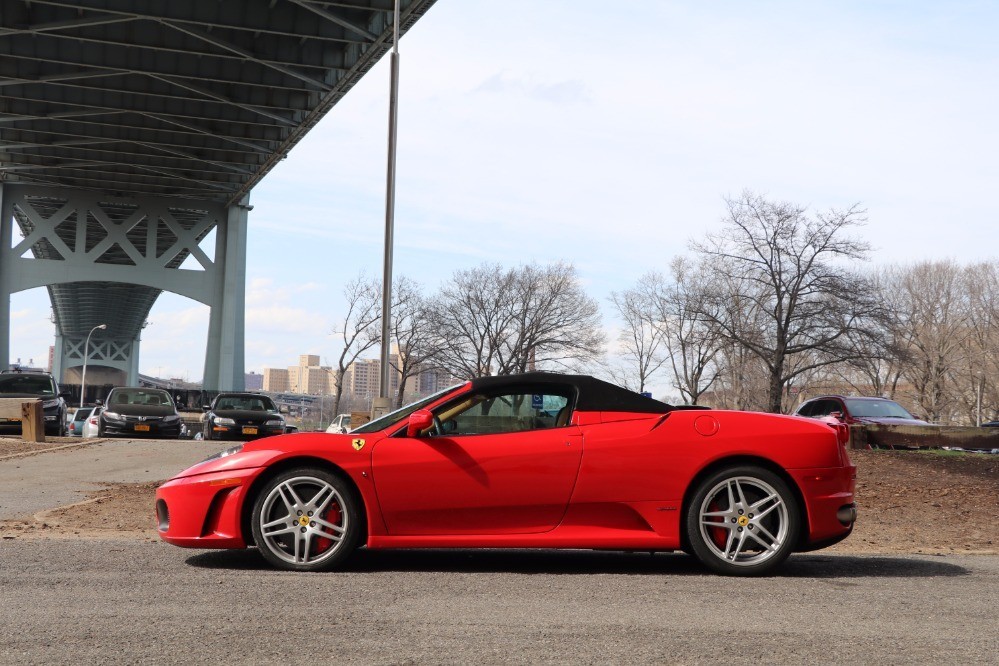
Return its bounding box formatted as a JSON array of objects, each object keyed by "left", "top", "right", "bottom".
[
  {"left": 298, "top": 515, "right": 310, "bottom": 527},
  {"left": 737, "top": 515, "right": 750, "bottom": 527}
]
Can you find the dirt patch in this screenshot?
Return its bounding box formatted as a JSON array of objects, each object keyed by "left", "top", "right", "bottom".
[
  {"left": 829, "top": 449, "right": 999, "bottom": 554},
  {"left": 1, "top": 449, "right": 997, "bottom": 554},
  {"left": 0, "top": 437, "right": 90, "bottom": 459},
  {"left": 0, "top": 481, "right": 160, "bottom": 539}
]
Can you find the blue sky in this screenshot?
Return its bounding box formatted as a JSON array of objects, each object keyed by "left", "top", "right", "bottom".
[{"left": 9, "top": 1, "right": 999, "bottom": 396}]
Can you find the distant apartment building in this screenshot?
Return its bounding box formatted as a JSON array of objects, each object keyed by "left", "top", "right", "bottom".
[
  {"left": 244, "top": 371, "right": 263, "bottom": 390},
  {"left": 262, "top": 354, "right": 334, "bottom": 395},
  {"left": 346, "top": 354, "right": 400, "bottom": 400},
  {"left": 262, "top": 367, "right": 290, "bottom": 392}
]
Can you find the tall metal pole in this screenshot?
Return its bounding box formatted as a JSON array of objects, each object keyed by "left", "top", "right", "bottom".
[
  {"left": 80, "top": 323, "right": 106, "bottom": 407},
  {"left": 379, "top": 0, "right": 401, "bottom": 402}
]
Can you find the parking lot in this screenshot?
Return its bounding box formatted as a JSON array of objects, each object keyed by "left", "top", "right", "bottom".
[{"left": 1, "top": 439, "right": 997, "bottom": 664}]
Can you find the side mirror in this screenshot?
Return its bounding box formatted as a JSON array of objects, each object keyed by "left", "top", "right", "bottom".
[
  {"left": 95, "top": 399, "right": 104, "bottom": 407},
  {"left": 829, "top": 411, "right": 845, "bottom": 422},
  {"left": 202, "top": 405, "right": 211, "bottom": 412},
  {"left": 407, "top": 409, "right": 434, "bottom": 437}
]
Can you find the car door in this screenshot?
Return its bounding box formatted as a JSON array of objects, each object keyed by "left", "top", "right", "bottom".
[{"left": 371, "top": 388, "right": 583, "bottom": 535}]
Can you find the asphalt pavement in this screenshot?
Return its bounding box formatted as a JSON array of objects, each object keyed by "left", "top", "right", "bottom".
[
  {"left": 0, "top": 541, "right": 997, "bottom": 664},
  {"left": 1, "top": 440, "right": 997, "bottom": 664}
]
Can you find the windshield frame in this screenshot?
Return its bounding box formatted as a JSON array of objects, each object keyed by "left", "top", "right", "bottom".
[{"left": 350, "top": 383, "right": 466, "bottom": 434}]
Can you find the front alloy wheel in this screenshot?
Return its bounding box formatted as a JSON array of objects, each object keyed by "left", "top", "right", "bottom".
[
  {"left": 686, "top": 466, "right": 800, "bottom": 576},
  {"left": 251, "top": 467, "right": 361, "bottom": 572}
]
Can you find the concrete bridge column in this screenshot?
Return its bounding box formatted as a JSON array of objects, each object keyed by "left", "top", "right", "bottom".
[
  {"left": 203, "top": 197, "right": 249, "bottom": 391},
  {"left": 0, "top": 184, "right": 11, "bottom": 371}
]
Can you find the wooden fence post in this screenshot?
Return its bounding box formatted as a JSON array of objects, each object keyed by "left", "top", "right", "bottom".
[{"left": 21, "top": 400, "right": 45, "bottom": 443}]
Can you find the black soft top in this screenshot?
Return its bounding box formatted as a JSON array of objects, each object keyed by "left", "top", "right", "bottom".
[{"left": 469, "top": 372, "right": 674, "bottom": 414}]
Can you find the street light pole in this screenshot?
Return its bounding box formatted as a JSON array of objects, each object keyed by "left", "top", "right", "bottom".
[
  {"left": 80, "top": 324, "right": 107, "bottom": 408},
  {"left": 378, "top": 0, "right": 401, "bottom": 405}
]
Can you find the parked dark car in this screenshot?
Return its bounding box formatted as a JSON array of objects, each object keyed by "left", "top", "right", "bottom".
[
  {"left": 793, "top": 395, "right": 928, "bottom": 425},
  {"left": 99, "top": 387, "right": 183, "bottom": 438},
  {"left": 202, "top": 392, "right": 286, "bottom": 441},
  {"left": 0, "top": 369, "right": 69, "bottom": 436}
]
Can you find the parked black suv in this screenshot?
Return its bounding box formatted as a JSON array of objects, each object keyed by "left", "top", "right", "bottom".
[{"left": 0, "top": 369, "right": 69, "bottom": 436}]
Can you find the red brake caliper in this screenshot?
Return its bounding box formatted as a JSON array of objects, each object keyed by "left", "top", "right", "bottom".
[
  {"left": 312, "top": 503, "right": 342, "bottom": 554},
  {"left": 707, "top": 500, "right": 727, "bottom": 548}
]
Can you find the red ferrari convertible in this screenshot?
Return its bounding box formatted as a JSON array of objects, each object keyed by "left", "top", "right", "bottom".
[{"left": 156, "top": 373, "right": 856, "bottom": 576}]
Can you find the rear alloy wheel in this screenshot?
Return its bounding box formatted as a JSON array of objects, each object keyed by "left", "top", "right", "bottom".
[
  {"left": 686, "top": 466, "right": 800, "bottom": 576},
  {"left": 251, "top": 467, "right": 361, "bottom": 572}
]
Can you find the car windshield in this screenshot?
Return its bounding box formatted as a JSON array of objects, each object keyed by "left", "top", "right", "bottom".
[
  {"left": 844, "top": 398, "right": 914, "bottom": 419},
  {"left": 351, "top": 384, "right": 465, "bottom": 434},
  {"left": 215, "top": 395, "right": 277, "bottom": 411},
  {"left": 0, "top": 373, "right": 55, "bottom": 396},
  {"left": 108, "top": 389, "right": 173, "bottom": 407}
]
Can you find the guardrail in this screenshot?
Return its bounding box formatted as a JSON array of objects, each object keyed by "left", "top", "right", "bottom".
[
  {"left": 850, "top": 424, "right": 999, "bottom": 452},
  {"left": 0, "top": 398, "right": 44, "bottom": 443}
]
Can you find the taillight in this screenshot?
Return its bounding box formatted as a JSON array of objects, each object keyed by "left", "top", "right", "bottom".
[{"left": 834, "top": 423, "right": 853, "bottom": 466}]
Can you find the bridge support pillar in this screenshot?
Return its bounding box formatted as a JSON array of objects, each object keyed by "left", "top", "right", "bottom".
[
  {"left": 0, "top": 184, "right": 10, "bottom": 371},
  {"left": 203, "top": 197, "right": 249, "bottom": 391}
]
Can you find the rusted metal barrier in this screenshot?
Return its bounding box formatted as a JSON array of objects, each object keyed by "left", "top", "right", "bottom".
[
  {"left": 850, "top": 424, "right": 999, "bottom": 452},
  {"left": 0, "top": 398, "right": 45, "bottom": 443}
]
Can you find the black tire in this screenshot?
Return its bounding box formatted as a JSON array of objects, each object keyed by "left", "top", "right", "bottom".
[
  {"left": 685, "top": 465, "right": 800, "bottom": 576},
  {"left": 250, "top": 467, "right": 362, "bottom": 572}
]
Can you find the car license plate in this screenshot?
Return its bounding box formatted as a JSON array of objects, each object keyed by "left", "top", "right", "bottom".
[
  {"left": 134, "top": 424, "right": 150, "bottom": 432},
  {"left": 242, "top": 426, "right": 258, "bottom": 435}
]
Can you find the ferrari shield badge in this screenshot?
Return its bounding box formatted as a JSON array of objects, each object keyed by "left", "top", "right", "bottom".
[{"left": 351, "top": 438, "right": 365, "bottom": 451}]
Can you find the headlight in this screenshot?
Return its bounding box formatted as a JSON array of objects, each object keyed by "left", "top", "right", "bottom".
[
  {"left": 162, "top": 415, "right": 180, "bottom": 423},
  {"left": 200, "top": 444, "right": 243, "bottom": 463},
  {"left": 265, "top": 419, "right": 284, "bottom": 426},
  {"left": 42, "top": 398, "right": 61, "bottom": 409},
  {"left": 103, "top": 411, "right": 122, "bottom": 420},
  {"left": 214, "top": 417, "right": 235, "bottom": 426}
]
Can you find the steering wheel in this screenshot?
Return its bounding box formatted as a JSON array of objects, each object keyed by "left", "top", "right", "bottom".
[{"left": 431, "top": 414, "right": 445, "bottom": 437}]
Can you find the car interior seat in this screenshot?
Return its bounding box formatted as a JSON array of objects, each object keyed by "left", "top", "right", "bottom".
[{"left": 555, "top": 406, "right": 570, "bottom": 427}]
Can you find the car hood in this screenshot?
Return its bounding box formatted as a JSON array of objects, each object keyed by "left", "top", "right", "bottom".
[
  {"left": 104, "top": 405, "right": 176, "bottom": 417},
  {"left": 169, "top": 432, "right": 360, "bottom": 480},
  {"left": 854, "top": 416, "right": 929, "bottom": 426},
  {"left": 0, "top": 392, "right": 53, "bottom": 399},
  {"left": 213, "top": 409, "right": 282, "bottom": 421}
]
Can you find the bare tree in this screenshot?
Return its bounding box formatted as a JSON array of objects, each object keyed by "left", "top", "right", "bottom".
[
  {"left": 430, "top": 262, "right": 604, "bottom": 379},
  {"left": 692, "top": 191, "right": 882, "bottom": 413},
  {"left": 636, "top": 258, "right": 723, "bottom": 404},
  {"left": 387, "top": 276, "right": 442, "bottom": 407},
  {"left": 609, "top": 285, "right": 668, "bottom": 394},
  {"left": 959, "top": 261, "right": 999, "bottom": 424},
  {"left": 884, "top": 261, "right": 970, "bottom": 422},
  {"left": 834, "top": 266, "right": 911, "bottom": 398},
  {"left": 329, "top": 274, "right": 381, "bottom": 416}
]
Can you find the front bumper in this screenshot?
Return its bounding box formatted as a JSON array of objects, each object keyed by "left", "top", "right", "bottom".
[
  {"left": 156, "top": 466, "right": 265, "bottom": 549},
  {"left": 209, "top": 424, "right": 285, "bottom": 441},
  {"left": 103, "top": 419, "right": 182, "bottom": 438}
]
